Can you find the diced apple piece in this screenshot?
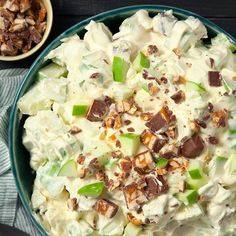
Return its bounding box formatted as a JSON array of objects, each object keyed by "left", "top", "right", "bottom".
[
  {"left": 188, "top": 160, "right": 203, "bottom": 179},
  {"left": 133, "top": 52, "right": 150, "bottom": 72},
  {"left": 156, "top": 157, "right": 168, "bottom": 168},
  {"left": 112, "top": 56, "right": 130, "bottom": 83},
  {"left": 118, "top": 133, "right": 140, "bottom": 156},
  {"left": 177, "top": 189, "right": 198, "bottom": 205},
  {"left": 224, "top": 154, "right": 236, "bottom": 175},
  {"left": 58, "top": 160, "right": 77, "bottom": 177},
  {"left": 72, "top": 104, "right": 89, "bottom": 116},
  {"left": 186, "top": 80, "right": 206, "bottom": 93},
  {"left": 37, "top": 63, "right": 68, "bottom": 80},
  {"left": 78, "top": 182, "right": 104, "bottom": 197},
  {"left": 124, "top": 223, "right": 142, "bottom": 236},
  {"left": 186, "top": 174, "right": 207, "bottom": 190}
]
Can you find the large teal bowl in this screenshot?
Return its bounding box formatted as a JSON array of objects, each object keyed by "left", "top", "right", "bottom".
[{"left": 9, "top": 5, "right": 236, "bottom": 236}]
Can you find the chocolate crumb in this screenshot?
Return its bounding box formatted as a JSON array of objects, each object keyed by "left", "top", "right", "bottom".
[
  {"left": 127, "top": 127, "right": 135, "bottom": 132},
  {"left": 116, "top": 140, "right": 121, "bottom": 148},
  {"left": 208, "top": 136, "right": 219, "bottom": 145},
  {"left": 170, "top": 90, "right": 185, "bottom": 104},
  {"left": 160, "top": 77, "right": 168, "bottom": 84},
  {"left": 124, "top": 120, "right": 132, "bottom": 125},
  {"left": 207, "top": 102, "right": 214, "bottom": 113},
  {"left": 195, "top": 119, "right": 207, "bottom": 129}
]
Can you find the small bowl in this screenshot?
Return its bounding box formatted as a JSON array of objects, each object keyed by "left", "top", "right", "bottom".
[
  {"left": 0, "top": 0, "right": 53, "bottom": 61},
  {"left": 9, "top": 5, "right": 236, "bottom": 236}
]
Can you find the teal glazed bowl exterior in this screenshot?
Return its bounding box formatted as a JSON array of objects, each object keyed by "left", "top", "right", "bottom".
[{"left": 9, "top": 5, "right": 236, "bottom": 235}]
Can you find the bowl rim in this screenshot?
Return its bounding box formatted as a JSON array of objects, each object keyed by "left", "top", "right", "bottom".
[
  {"left": 0, "top": 0, "right": 53, "bottom": 61},
  {"left": 8, "top": 4, "right": 236, "bottom": 235}
]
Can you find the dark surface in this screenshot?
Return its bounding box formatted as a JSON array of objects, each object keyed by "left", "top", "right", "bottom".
[
  {"left": 0, "top": 223, "right": 29, "bottom": 236},
  {"left": 0, "top": 0, "right": 235, "bottom": 69}
]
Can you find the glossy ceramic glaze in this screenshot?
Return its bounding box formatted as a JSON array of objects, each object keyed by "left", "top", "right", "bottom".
[{"left": 8, "top": 5, "right": 236, "bottom": 235}]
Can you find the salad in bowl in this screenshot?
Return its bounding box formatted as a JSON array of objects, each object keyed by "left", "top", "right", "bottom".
[{"left": 17, "top": 9, "right": 236, "bottom": 236}]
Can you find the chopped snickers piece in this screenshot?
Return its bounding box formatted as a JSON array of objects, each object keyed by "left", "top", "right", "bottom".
[
  {"left": 104, "top": 96, "right": 113, "bottom": 107},
  {"left": 159, "top": 144, "right": 179, "bottom": 158},
  {"left": 140, "top": 129, "right": 167, "bottom": 153},
  {"left": 145, "top": 106, "right": 175, "bottom": 132},
  {"left": 133, "top": 151, "right": 155, "bottom": 174},
  {"left": 165, "top": 125, "right": 178, "bottom": 139},
  {"left": 144, "top": 176, "right": 168, "bottom": 199},
  {"left": 119, "top": 157, "right": 132, "bottom": 172},
  {"left": 170, "top": 90, "right": 185, "bottom": 104},
  {"left": 87, "top": 99, "right": 108, "bottom": 122},
  {"left": 140, "top": 112, "right": 153, "bottom": 121},
  {"left": 208, "top": 71, "right": 222, "bottom": 87},
  {"left": 67, "top": 198, "right": 78, "bottom": 211},
  {"left": 116, "top": 100, "right": 131, "bottom": 113},
  {"left": 212, "top": 109, "right": 229, "bottom": 128},
  {"left": 123, "top": 183, "right": 148, "bottom": 210},
  {"left": 93, "top": 199, "right": 119, "bottom": 218},
  {"left": 180, "top": 135, "right": 204, "bottom": 158}
]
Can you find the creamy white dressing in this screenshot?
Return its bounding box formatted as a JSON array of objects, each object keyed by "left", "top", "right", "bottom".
[{"left": 18, "top": 9, "right": 236, "bottom": 236}]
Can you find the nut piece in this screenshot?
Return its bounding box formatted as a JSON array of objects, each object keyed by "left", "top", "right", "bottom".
[
  {"left": 127, "top": 213, "right": 142, "bottom": 226},
  {"left": 93, "top": 199, "right": 119, "bottom": 218},
  {"left": 159, "top": 144, "right": 179, "bottom": 158},
  {"left": 116, "top": 101, "right": 131, "bottom": 113},
  {"left": 67, "top": 198, "right": 78, "bottom": 211},
  {"left": 170, "top": 90, "right": 185, "bottom": 104},
  {"left": 123, "top": 182, "right": 148, "bottom": 210},
  {"left": 119, "top": 157, "right": 132, "bottom": 172},
  {"left": 140, "top": 112, "right": 153, "bottom": 121},
  {"left": 133, "top": 151, "right": 155, "bottom": 175},
  {"left": 140, "top": 129, "right": 167, "bottom": 153},
  {"left": 103, "top": 111, "right": 122, "bottom": 129},
  {"left": 165, "top": 125, "right": 178, "bottom": 139},
  {"left": 212, "top": 109, "right": 229, "bottom": 128},
  {"left": 69, "top": 126, "right": 82, "bottom": 134}
]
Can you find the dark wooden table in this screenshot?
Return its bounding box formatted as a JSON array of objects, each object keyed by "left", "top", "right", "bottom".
[{"left": 0, "top": 0, "right": 235, "bottom": 69}]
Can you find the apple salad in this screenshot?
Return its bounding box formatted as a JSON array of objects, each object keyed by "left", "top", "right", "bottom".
[{"left": 18, "top": 10, "right": 236, "bottom": 236}]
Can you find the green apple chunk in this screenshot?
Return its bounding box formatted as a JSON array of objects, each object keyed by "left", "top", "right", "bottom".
[
  {"left": 58, "top": 160, "right": 77, "bottom": 177},
  {"left": 188, "top": 160, "right": 203, "bottom": 179},
  {"left": 37, "top": 63, "right": 68, "bottom": 80},
  {"left": 186, "top": 174, "right": 207, "bottom": 190},
  {"left": 72, "top": 104, "right": 89, "bottom": 116},
  {"left": 133, "top": 52, "right": 150, "bottom": 72},
  {"left": 186, "top": 80, "right": 206, "bottom": 93},
  {"left": 77, "top": 182, "right": 104, "bottom": 197},
  {"left": 112, "top": 56, "right": 130, "bottom": 82},
  {"left": 177, "top": 189, "right": 198, "bottom": 205},
  {"left": 156, "top": 157, "right": 168, "bottom": 168},
  {"left": 124, "top": 223, "right": 142, "bottom": 236},
  {"left": 118, "top": 133, "right": 140, "bottom": 156},
  {"left": 225, "top": 154, "right": 236, "bottom": 175}
]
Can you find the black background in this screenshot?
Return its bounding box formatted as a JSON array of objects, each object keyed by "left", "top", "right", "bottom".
[{"left": 0, "top": 0, "right": 235, "bottom": 69}]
